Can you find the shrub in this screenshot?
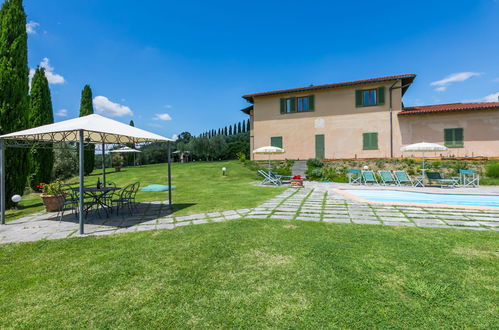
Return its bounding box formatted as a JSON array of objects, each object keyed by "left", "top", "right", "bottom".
[
  {"left": 236, "top": 152, "right": 246, "bottom": 162},
  {"left": 485, "top": 162, "right": 499, "bottom": 178},
  {"left": 307, "top": 158, "right": 324, "bottom": 168}
]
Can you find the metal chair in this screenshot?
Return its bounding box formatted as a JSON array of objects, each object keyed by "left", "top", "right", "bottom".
[
  {"left": 56, "top": 184, "right": 79, "bottom": 222},
  {"left": 112, "top": 183, "right": 136, "bottom": 215}
]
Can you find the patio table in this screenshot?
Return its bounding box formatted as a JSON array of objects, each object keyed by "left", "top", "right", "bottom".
[{"left": 71, "top": 187, "right": 121, "bottom": 217}]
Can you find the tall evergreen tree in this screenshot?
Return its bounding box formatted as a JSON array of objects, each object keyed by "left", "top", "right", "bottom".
[
  {"left": 238, "top": 122, "right": 242, "bottom": 134},
  {"left": 224, "top": 127, "right": 227, "bottom": 135},
  {"left": 246, "top": 119, "right": 250, "bottom": 132},
  {"left": 0, "top": 0, "right": 29, "bottom": 206},
  {"left": 129, "top": 120, "right": 134, "bottom": 127},
  {"left": 28, "top": 67, "right": 54, "bottom": 188},
  {"left": 229, "top": 125, "right": 232, "bottom": 135},
  {"left": 79, "top": 85, "right": 95, "bottom": 175}
]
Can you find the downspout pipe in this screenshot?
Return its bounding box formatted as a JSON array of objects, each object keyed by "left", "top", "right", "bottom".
[{"left": 389, "top": 80, "right": 413, "bottom": 158}]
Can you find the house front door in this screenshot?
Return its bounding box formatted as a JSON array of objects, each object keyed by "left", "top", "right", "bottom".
[{"left": 315, "top": 134, "right": 324, "bottom": 159}]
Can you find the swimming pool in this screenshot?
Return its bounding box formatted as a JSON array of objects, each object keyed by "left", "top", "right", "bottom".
[{"left": 343, "top": 189, "right": 499, "bottom": 208}]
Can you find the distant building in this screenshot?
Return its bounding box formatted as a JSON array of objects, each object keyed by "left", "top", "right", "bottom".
[{"left": 242, "top": 74, "right": 499, "bottom": 160}]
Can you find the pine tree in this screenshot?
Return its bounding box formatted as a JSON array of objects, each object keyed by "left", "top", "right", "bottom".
[
  {"left": 79, "top": 85, "right": 95, "bottom": 175},
  {"left": 0, "top": 0, "right": 29, "bottom": 206},
  {"left": 28, "top": 67, "right": 54, "bottom": 188}
]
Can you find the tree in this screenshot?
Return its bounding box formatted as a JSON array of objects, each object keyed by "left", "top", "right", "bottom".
[
  {"left": 27, "top": 67, "right": 54, "bottom": 188},
  {"left": 79, "top": 85, "right": 95, "bottom": 175},
  {"left": 229, "top": 125, "right": 232, "bottom": 135},
  {"left": 0, "top": 0, "right": 29, "bottom": 206},
  {"left": 177, "top": 132, "right": 192, "bottom": 144},
  {"left": 246, "top": 119, "right": 250, "bottom": 132},
  {"left": 129, "top": 120, "right": 134, "bottom": 127}
]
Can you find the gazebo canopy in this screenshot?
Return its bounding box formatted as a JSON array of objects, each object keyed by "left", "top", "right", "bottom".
[
  {"left": 109, "top": 146, "right": 142, "bottom": 153},
  {"left": 0, "top": 114, "right": 171, "bottom": 144},
  {"left": 0, "top": 114, "right": 173, "bottom": 235}
]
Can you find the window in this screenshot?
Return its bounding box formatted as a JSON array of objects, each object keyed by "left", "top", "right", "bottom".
[
  {"left": 355, "top": 87, "right": 385, "bottom": 107},
  {"left": 280, "top": 95, "right": 314, "bottom": 114},
  {"left": 297, "top": 96, "right": 309, "bottom": 112},
  {"left": 362, "top": 89, "right": 377, "bottom": 106},
  {"left": 363, "top": 132, "right": 378, "bottom": 150},
  {"left": 444, "top": 128, "right": 464, "bottom": 148},
  {"left": 270, "top": 136, "right": 283, "bottom": 148}
]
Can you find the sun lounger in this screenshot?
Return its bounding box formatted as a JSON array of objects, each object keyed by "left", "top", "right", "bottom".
[
  {"left": 362, "top": 170, "right": 378, "bottom": 185},
  {"left": 347, "top": 169, "right": 362, "bottom": 184},
  {"left": 459, "top": 169, "right": 479, "bottom": 187},
  {"left": 258, "top": 170, "right": 282, "bottom": 185},
  {"left": 393, "top": 170, "right": 414, "bottom": 186},
  {"left": 269, "top": 170, "right": 292, "bottom": 183},
  {"left": 425, "top": 172, "right": 459, "bottom": 188},
  {"left": 378, "top": 170, "right": 398, "bottom": 186}
]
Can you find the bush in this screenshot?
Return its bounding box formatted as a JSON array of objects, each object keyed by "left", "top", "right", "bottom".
[
  {"left": 307, "top": 158, "right": 324, "bottom": 168},
  {"left": 485, "top": 162, "right": 499, "bottom": 178}
]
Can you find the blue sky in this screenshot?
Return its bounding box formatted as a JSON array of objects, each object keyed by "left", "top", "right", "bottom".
[{"left": 23, "top": 0, "right": 499, "bottom": 138}]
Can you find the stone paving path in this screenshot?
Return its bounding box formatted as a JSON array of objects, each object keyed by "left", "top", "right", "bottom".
[{"left": 1, "top": 188, "right": 498, "bottom": 244}]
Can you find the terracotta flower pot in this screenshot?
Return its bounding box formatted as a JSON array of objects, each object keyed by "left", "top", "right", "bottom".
[
  {"left": 291, "top": 179, "right": 303, "bottom": 188},
  {"left": 41, "top": 194, "right": 65, "bottom": 212},
  {"left": 115, "top": 166, "right": 122, "bottom": 172}
]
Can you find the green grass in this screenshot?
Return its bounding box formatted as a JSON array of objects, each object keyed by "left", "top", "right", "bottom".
[
  {"left": 0, "top": 220, "right": 497, "bottom": 328},
  {"left": 5, "top": 160, "right": 284, "bottom": 221}
]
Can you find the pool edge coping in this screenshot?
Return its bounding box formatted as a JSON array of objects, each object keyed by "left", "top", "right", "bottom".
[{"left": 333, "top": 189, "right": 499, "bottom": 211}]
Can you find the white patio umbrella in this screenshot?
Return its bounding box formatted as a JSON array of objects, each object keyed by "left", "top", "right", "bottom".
[
  {"left": 401, "top": 142, "right": 448, "bottom": 178},
  {"left": 253, "top": 146, "right": 285, "bottom": 171},
  {"left": 110, "top": 146, "right": 142, "bottom": 166}
]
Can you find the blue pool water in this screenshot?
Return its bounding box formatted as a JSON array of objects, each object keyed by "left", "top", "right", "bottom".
[{"left": 344, "top": 189, "right": 499, "bottom": 208}]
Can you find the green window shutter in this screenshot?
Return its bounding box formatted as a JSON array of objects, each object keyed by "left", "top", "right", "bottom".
[
  {"left": 290, "top": 97, "right": 297, "bottom": 113},
  {"left": 377, "top": 87, "right": 385, "bottom": 105},
  {"left": 363, "top": 133, "right": 369, "bottom": 149},
  {"left": 355, "top": 90, "right": 362, "bottom": 107},
  {"left": 271, "top": 136, "right": 282, "bottom": 148},
  {"left": 455, "top": 128, "right": 464, "bottom": 147},
  {"left": 372, "top": 132, "right": 378, "bottom": 149},
  {"left": 363, "top": 132, "right": 378, "bottom": 150},
  {"left": 280, "top": 98, "right": 286, "bottom": 114},
  {"left": 444, "top": 128, "right": 453, "bottom": 147},
  {"left": 308, "top": 95, "right": 315, "bottom": 111}
]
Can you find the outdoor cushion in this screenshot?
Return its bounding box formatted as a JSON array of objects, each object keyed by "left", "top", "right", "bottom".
[{"left": 140, "top": 184, "right": 176, "bottom": 192}]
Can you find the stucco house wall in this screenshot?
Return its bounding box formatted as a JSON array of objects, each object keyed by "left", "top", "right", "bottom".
[{"left": 251, "top": 80, "right": 403, "bottom": 160}]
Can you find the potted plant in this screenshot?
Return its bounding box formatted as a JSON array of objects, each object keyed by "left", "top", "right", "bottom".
[
  {"left": 113, "top": 153, "right": 124, "bottom": 172},
  {"left": 291, "top": 175, "right": 304, "bottom": 188},
  {"left": 39, "top": 181, "right": 64, "bottom": 212}
]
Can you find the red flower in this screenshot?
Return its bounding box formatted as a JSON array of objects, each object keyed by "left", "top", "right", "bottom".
[
  {"left": 292, "top": 175, "right": 302, "bottom": 180},
  {"left": 36, "top": 184, "right": 44, "bottom": 189}
]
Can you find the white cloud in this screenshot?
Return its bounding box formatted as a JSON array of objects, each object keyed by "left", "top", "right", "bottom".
[
  {"left": 163, "top": 104, "right": 172, "bottom": 109},
  {"left": 93, "top": 96, "right": 133, "bottom": 117},
  {"left": 26, "top": 21, "right": 39, "bottom": 34},
  {"left": 56, "top": 109, "right": 68, "bottom": 117},
  {"left": 430, "top": 72, "right": 481, "bottom": 91},
  {"left": 171, "top": 134, "right": 178, "bottom": 141},
  {"left": 29, "top": 58, "right": 65, "bottom": 86},
  {"left": 153, "top": 113, "right": 172, "bottom": 121},
  {"left": 479, "top": 92, "right": 499, "bottom": 102}
]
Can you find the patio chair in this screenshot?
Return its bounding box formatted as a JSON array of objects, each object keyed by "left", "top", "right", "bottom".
[
  {"left": 378, "top": 170, "right": 398, "bottom": 186},
  {"left": 258, "top": 170, "right": 281, "bottom": 185},
  {"left": 112, "top": 183, "right": 136, "bottom": 215},
  {"left": 393, "top": 171, "right": 414, "bottom": 186},
  {"left": 347, "top": 169, "right": 362, "bottom": 184},
  {"left": 101, "top": 181, "right": 117, "bottom": 206},
  {"left": 425, "top": 172, "right": 459, "bottom": 188},
  {"left": 361, "top": 170, "right": 378, "bottom": 185},
  {"left": 56, "top": 184, "right": 79, "bottom": 222},
  {"left": 269, "top": 170, "right": 291, "bottom": 183},
  {"left": 459, "top": 169, "right": 479, "bottom": 187}
]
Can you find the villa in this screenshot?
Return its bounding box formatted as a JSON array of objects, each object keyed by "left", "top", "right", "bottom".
[{"left": 242, "top": 74, "right": 499, "bottom": 160}]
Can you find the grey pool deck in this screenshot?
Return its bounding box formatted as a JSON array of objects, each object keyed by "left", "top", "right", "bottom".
[{"left": 0, "top": 183, "right": 498, "bottom": 244}]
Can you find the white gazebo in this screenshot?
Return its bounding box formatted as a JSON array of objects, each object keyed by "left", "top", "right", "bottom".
[{"left": 0, "top": 114, "right": 173, "bottom": 234}]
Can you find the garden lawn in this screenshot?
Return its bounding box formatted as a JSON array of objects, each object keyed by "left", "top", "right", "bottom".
[
  {"left": 0, "top": 219, "right": 497, "bottom": 328},
  {"left": 5, "top": 160, "right": 284, "bottom": 221}
]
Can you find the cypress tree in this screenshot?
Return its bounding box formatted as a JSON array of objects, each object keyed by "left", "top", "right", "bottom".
[
  {"left": 238, "top": 122, "right": 242, "bottom": 134},
  {"left": 224, "top": 127, "right": 227, "bottom": 135},
  {"left": 129, "top": 120, "right": 134, "bottom": 127},
  {"left": 246, "top": 119, "right": 250, "bottom": 132},
  {"left": 0, "top": 0, "right": 29, "bottom": 206},
  {"left": 229, "top": 125, "right": 232, "bottom": 135},
  {"left": 28, "top": 67, "right": 53, "bottom": 188},
  {"left": 79, "top": 85, "right": 95, "bottom": 175}
]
